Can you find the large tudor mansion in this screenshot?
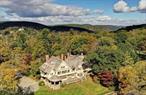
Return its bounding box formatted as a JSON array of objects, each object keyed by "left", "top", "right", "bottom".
[{"left": 39, "top": 53, "right": 89, "bottom": 90}]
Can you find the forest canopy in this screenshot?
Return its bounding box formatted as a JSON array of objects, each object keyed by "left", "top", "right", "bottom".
[{"left": 0, "top": 24, "right": 146, "bottom": 95}]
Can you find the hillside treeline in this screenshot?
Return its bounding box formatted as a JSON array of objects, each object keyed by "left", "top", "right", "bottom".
[{"left": 0, "top": 27, "right": 146, "bottom": 95}]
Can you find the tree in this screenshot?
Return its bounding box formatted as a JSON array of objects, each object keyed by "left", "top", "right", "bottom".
[
  {"left": 26, "top": 35, "right": 49, "bottom": 58},
  {"left": 118, "top": 61, "right": 146, "bottom": 94},
  {"left": 14, "top": 32, "right": 27, "bottom": 49},
  {"left": 98, "top": 71, "right": 113, "bottom": 87},
  {"left": 98, "top": 37, "right": 115, "bottom": 46},
  {"left": 85, "top": 46, "right": 124, "bottom": 73},
  {"left": 118, "top": 42, "right": 139, "bottom": 63},
  {"left": 63, "top": 33, "right": 97, "bottom": 55},
  {"left": 116, "top": 32, "right": 127, "bottom": 43},
  {"left": 0, "top": 64, "right": 18, "bottom": 92}
]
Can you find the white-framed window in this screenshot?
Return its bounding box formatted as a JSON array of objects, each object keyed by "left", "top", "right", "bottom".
[
  {"left": 77, "top": 73, "right": 83, "bottom": 77},
  {"left": 61, "top": 66, "right": 65, "bottom": 68},
  {"left": 61, "top": 70, "right": 70, "bottom": 74}
]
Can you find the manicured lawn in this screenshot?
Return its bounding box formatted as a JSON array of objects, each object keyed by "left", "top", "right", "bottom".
[{"left": 35, "top": 77, "right": 110, "bottom": 95}]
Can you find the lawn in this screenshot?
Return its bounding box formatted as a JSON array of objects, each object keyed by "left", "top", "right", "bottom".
[{"left": 35, "top": 77, "right": 111, "bottom": 95}]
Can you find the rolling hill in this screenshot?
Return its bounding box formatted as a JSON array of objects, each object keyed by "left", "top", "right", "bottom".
[
  {"left": 64, "top": 24, "right": 121, "bottom": 32},
  {"left": 0, "top": 21, "right": 120, "bottom": 32}
]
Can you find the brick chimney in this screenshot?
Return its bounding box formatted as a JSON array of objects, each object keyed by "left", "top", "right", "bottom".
[
  {"left": 67, "top": 53, "right": 70, "bottom": 58},
  {"left": 81, "top": 53, "right": 84, "bottom": 56},
  {"left": 80, "top": 53, "right": 84, "bottom": 59},
  {"left": 46, "top": 55, "right": 50, "bottom": 62},
  {"left": 61, "top": 54, "right": 64, "bottom": 60},
  {"left": 64, "top": 55, "right": 67, "bottom": 60}
]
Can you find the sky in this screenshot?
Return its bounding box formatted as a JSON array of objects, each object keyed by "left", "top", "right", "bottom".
[{"left": 0, "top": 0, "right": 146, "bottom": 26}]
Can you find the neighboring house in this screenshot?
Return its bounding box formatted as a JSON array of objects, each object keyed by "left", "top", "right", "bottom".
[
  {"left": 39, "top": 53, "right": 88, "bottom": 90},
  {"left": 18, "top": 28, "right": 24, "bottom": 31}
]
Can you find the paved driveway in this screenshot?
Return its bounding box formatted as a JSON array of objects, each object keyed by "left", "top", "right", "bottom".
[{"left": 19, "top": 76, "right": 39, "bottom": 93}]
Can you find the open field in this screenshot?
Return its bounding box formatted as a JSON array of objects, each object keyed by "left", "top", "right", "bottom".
[{"left": 35, "top": 77, "right": 110, "bottom": 95}]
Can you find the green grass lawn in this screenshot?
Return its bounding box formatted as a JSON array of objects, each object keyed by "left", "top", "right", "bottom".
[{"left": 35, "top": 77, "right": 110, "bottom": 95}]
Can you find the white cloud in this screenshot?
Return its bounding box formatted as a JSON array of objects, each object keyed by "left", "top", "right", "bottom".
[
  {"left": 113, "top": 0, "right": 137, "bottom": 13},
  {"left": 0, "top": 0, "right": 102, "bottom": 17},
  {"left": 4, "top": 14, "right": 146, "bottom": 26},
  {"left": 0, "top": 0, "right": 145, "bottom": 26},
  {"left": 97, "top": 16, "right": 112, "bottom": 21},
  {"left": 139, "top": 0, "right": 146, "bottom": 12},
  {"left": 113, "top": 0, "right": 146, "bottom": 13},
  {"left": 0, "top": 16, "right": 5, "bottom": 21}
]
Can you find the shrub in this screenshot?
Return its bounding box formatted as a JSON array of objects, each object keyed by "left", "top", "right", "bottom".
[{"left": 39, "top": 81, "right": 45, "bottom": 86}]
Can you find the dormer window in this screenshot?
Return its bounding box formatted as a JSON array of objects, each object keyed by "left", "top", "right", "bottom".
[
  {"left": 58, "top": 72, "right": 61, "bottom": 75},
  {"left": 77, "top": 68, "right": 81, "bottom": 70},
  {"left": 72, "top": 68, "right": 75, "bottom": 71},
  {"left": 61, "top": 66, "right": 65, "bottom": 68},
  {"left": 68, "top": 70, "right": 70, "bottom": 72}
]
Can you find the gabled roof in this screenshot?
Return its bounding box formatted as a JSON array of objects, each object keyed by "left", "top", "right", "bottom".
[
  {"left": 40, "top": 56, "right": 62, "bottom": 73},
  {"left": 65, "top": 55, "right": 84, "bottom": 69},
  {"left": 40, "top": 55, "right": 84, "bottom": 73}
]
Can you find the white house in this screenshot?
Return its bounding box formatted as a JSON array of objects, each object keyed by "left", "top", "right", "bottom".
[{"left": 39, "top": 53, "right": 88, "bottom": 90}]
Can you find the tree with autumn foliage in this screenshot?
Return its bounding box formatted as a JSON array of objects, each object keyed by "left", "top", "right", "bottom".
[
  {"left": 118, "top": 61, "right": 146, "bottom": 94},
  {"left": 0, "top": 64, "right": 18, "bottom": 94},
  {"left": 98, "top": 71, "right": 113, "bottom": 87}
]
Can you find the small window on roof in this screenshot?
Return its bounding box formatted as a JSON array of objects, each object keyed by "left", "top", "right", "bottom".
[
  {"left": 61, "top": 66, "right": 65, "bottom": 68},
  {"left": 68, "top": 70, "right": 70, "bottom": 72},
  {"left": 72, "top": 68, "right": 75, "bottom": 71},
  {"left": 58, "top": 72, "right": 61, "bottom": 75}
]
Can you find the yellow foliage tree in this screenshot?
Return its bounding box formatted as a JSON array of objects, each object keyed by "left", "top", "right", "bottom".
[
  {"left": 118, "top": 61, "right": 146, "bottom": 94},
  {"left": 0, "top": 64, "right": 18, "bottom": 91}
]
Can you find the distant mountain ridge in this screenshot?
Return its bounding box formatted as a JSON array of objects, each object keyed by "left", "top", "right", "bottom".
[
  {"left": 114, "top": 24, "right": 146, "bottom": 32},
  {"left": 0, "top": 21, "right": 120, "bottom": 32},
  {"left": 64, "top": 24, "right": 121, "bottom": 32},
  {"left": 0, "top": 21, "right": 49, "bottom": 30},
  {"left": 0, "top": 21, "right": 95, "bottom": 33}
]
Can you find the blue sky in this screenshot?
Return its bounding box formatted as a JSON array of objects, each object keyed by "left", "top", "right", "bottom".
[
  {"left": 54, "top": 0, "right": 145, "bottom": 20},
  {"left": 0, "top": 0, "right": 146, "bottom": 25}
]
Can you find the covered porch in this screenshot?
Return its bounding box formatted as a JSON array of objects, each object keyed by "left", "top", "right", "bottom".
[{"left": 47, "top": 76, "right": 62, "bottom": 90}]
